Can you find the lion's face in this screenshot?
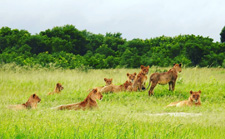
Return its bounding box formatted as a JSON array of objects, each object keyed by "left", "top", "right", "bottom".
[
  {"left": 190, "top": 90, "right": 201, "bottom": 103},
  {"left": 104, "top": 78, "right": 113, "bottom": 86},
  {"left": 57, "top": 83, "right": 64, "bottom": 91},
  {"left": 127, "top": 72, "right": 136, "bottom": 82},
  {"left": 124, "top": 81, "right": 132, "bottom": 89},
  {"left": 173, "top": 63, "right": 182, "bottom": 73},
  {"left": 29, "top": 94, "right": 41, "bottom": 103},
  {"left": 140, "top": 65, "right": 149, "bottom": 75},
  {"left": 91, "top": 89, "right": 103, "bottom": 100}
]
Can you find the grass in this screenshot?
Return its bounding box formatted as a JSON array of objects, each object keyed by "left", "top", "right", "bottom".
[{"left": 0, "top": 65, "right": 225, "bottom": 138}]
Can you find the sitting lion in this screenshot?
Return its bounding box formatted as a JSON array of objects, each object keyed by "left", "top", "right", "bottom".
[
  {"left": 8, "top": 94, "right": 41, "bottom": 110},
  {"left": 48, "top": 83, "right": 64, "bottom": 95},
  {"left": 146, "top": 63, "right": 182, "bottom": 96},
  {"left": 166, "top": 90, "right": 201, "bottom": 107},
  {"left": 131, "top": 65, "right": 149, "bottom": 91},
  {"left": 100, "top": 81, "right": 132, "bottom": 93},
  {"left": 54, "top": 88, "right": 103, "bottom": 110},
  {"left": 127, "top": 72, "right": 136, "bottom": 83}
]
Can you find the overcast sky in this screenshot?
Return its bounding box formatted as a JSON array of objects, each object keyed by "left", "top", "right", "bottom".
[{"left": 1, "top": 0, "right": 225, "bottom": 42}]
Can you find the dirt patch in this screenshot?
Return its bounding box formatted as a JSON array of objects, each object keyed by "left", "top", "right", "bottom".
[{"left": 146, "top": 112, "right": 202, "bottom": 117}]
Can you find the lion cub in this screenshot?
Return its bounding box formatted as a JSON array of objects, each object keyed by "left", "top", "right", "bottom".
[
  {"left": 131, "top": 65, "right": 149, "bottom": 91},
  {"left": 48, "top": 83, "right": 64, "bottom": 95},
  {"left": 100, "top": 81, "right": 132, "bottom": 93},
  {"left": 167, "top": 90, "right": 201, "bottom": 107},
  {"left": 95, "top": 78, "right": 113, "bottom": 91},
  {"left": 127, "top": 72, "right": 136, "bottom": 83},
  {"left": 54, "top": 89, "right": 103, "bottom": 110},
  {"left": 8, "top": 94, "right": 41, "bottom": 110}
]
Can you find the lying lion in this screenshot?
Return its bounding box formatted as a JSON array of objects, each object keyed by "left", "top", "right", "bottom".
[
  {"left": 146, "top": 63, "right": 182, "bottom": 96},
  {"left": 95, "top": 78, "right": 113, "bottom": 92},
  {"left": 48, "top": 83, "right": 64, "bottom": 95},
  {"left": 8, "top": 94, "right": 41, "bottom": 110},
  {"left": 100, "top": 81, "right": 132, "bottom": 93},
  {"left": 54, "top": 88, "right": 103, "bottom": 110},
  {"left": 166, "top": 90, "right": 201, "bottom": 107}
]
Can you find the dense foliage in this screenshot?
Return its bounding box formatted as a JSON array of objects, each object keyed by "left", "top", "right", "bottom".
[
  {"left": 1, "top": 25, "right": 225, "bottom": 69},
  {"left": 220, "top": 26, "right": 225, "bottom": 43}
]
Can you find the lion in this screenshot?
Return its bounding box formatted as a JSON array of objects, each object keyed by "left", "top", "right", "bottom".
[
  {"left": 54, "top": 88, "right": 103, "bottom": 110},
  {"left": 8, "top": 94, "right": 41, "bottom": 110},
  {"left": 95, "top": 78, "right": 113, "bottom": 92},
  {"left": 166, "top": 90, "right": 201, "bottom": 107},
  {"left": 130, "top": 73, "right": 146, "bottom": 91},
  {"left": 131, "top": 65, "right": 149, "bottom": 91},
  {"left": 146, "top": 63, "right": 182, "bottom": 96},
  {"left": 100, "top": 81, "right": 132, "bottom": 93},
  {"left": 48, "top": 83, "right": 64, "bottom": 95},
  {"left": 127, "top": 72, "right": 136, "bottom": 83}
]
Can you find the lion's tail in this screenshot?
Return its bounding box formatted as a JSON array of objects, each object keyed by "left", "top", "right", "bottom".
[{"left": 48, "top": 92, "right": 54, "bottom": 95}]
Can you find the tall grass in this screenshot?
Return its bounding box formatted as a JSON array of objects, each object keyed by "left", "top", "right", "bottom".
[{"left": 0, "top": 64, "right": 225, "bottom": 138}]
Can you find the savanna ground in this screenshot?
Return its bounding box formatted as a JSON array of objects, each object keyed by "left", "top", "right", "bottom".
[{"left": 0, "top": 64, "right": 225, "bottom": 138}]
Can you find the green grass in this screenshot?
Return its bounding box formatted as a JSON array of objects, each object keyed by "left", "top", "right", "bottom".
[{"left": 0, "top": 65, "right": 225, "bottom": 138}]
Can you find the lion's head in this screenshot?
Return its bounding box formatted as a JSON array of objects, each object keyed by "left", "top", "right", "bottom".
[
  {"left": 90, "top": 88, "right": 103, "bottom": 101},
  {"left": 189, "top": 90, "right": 201, "bottom": 103},
  {"left": 123, "top": 81, "right": 132, "bottom": 89},
  {"left": 173, "top": 63, "right": 182, "bottom": 73},
  {"left": 140, "top": 65, "right": 150, "bottom": 75},
  {"left": 127, "top": 72, "right": 136, "bottom": 83},
  {"left": 104, "top": 78, "right": 113, "bottom": 86},
  {"left": 56, "top": 83, "right": 64, "bottom": 91},
  {"left": 28, "top": 93, "right": 41, "bottom": 104}
]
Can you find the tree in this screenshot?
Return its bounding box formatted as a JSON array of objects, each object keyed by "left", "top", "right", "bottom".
[{"left": 220, "top": 26, "right": 225, "bottom": 43}]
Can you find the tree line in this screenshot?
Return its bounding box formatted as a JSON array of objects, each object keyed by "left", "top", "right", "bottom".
[{"left": 0, "top": 25, "right": 225, "bottom": 69}]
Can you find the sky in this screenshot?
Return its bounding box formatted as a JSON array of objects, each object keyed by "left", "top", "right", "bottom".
[{"left": 1, "top": 0, "right": 225, "bottom": 42}]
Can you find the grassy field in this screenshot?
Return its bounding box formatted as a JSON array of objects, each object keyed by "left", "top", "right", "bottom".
[{"left": 0, "top": 64, "right": 225, "bottom": 138}]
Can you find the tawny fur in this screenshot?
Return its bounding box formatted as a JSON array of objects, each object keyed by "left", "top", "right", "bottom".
[
  {"left": 54, "top": 89, "right": 103, "bottom": 110},
  {"left": 167, "top": 90, "right": 201, "bottom": 107},
  {"left": 48, "top": 83, "right": 64, "bottom": 95},
  {"left": 94, "top": 78, "right": 113, "bottom": 92},
  {"left": 146, "top": 63, "right": 182, "bottom": 96},
  {"left": 127, "top": 72, "right": 136, "bottom": 83},
  {"left": 8, "top": 94, "right": 41, "bottom": 110},
  {"left": 131, "top": 65, "right": 149, "bottom": 91},
  {"left": 100, "top": 81, "right": 132, "bottom": 93}
]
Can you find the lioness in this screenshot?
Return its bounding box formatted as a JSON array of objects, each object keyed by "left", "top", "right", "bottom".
[
  {"left": 100, "top": 81, "right": 132, "bottom": 93},
  {"left": 54, "top": 89, "right": 103, "bottom": 110},
  {"left": 132, "top": 65, "right": 149, "bottom": 91},
  {"left": 167, "top": 90, "right": 201, "bottom": 107},
  {"left": 131, "top": 73, "right": 146, "bottom": 91},
  {"left": 146, "top": 63, "right": 182, "bottom": 96},
  {"left": 48, "top": 83, "right": 64, "bottom": 95},
  {"left": 127, "top": 72, "right": 136, "bottom": 83},
  {"left": 95, "top": 78, "right": 113, "bottom": 92},
  {"left": 8, "top": 94, "right": 41, "bottom": 110}
]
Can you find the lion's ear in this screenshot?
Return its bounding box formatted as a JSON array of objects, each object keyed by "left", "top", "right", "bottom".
[
  {"left": 140, "top": 65, "right": 144, "bottom": 69},
  {"left": 190, "top": 90, "right": 193, "bottom": 94},
  {"left": 93, "top": 89, "right": 97, "bottom": 93},
  {"left": 173, "top": 63, "right": 176, "bottom": 66},
  {"left": 134, "top": 72, "right": 136, "bottom": 76},
  {"left": 179, "top": 63, "right": 182, "bottom": 67},
  {"left": 104, "top": 78, "right": 106, "bottom": 81},
  {"left": 33, "top": 94, "right": 36, "bottom": 98},
  {"left": 111, "top": 78, "right": 113, "bottom": 81},
  {"left": 199, "top": 90, "right": 201, "bottom": 94},
  {"left": 147, "top": 66, "right": 150, "bottom": 69},
  {"left": 127, "top": 73, "right": 129, "bottom": 76}
]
